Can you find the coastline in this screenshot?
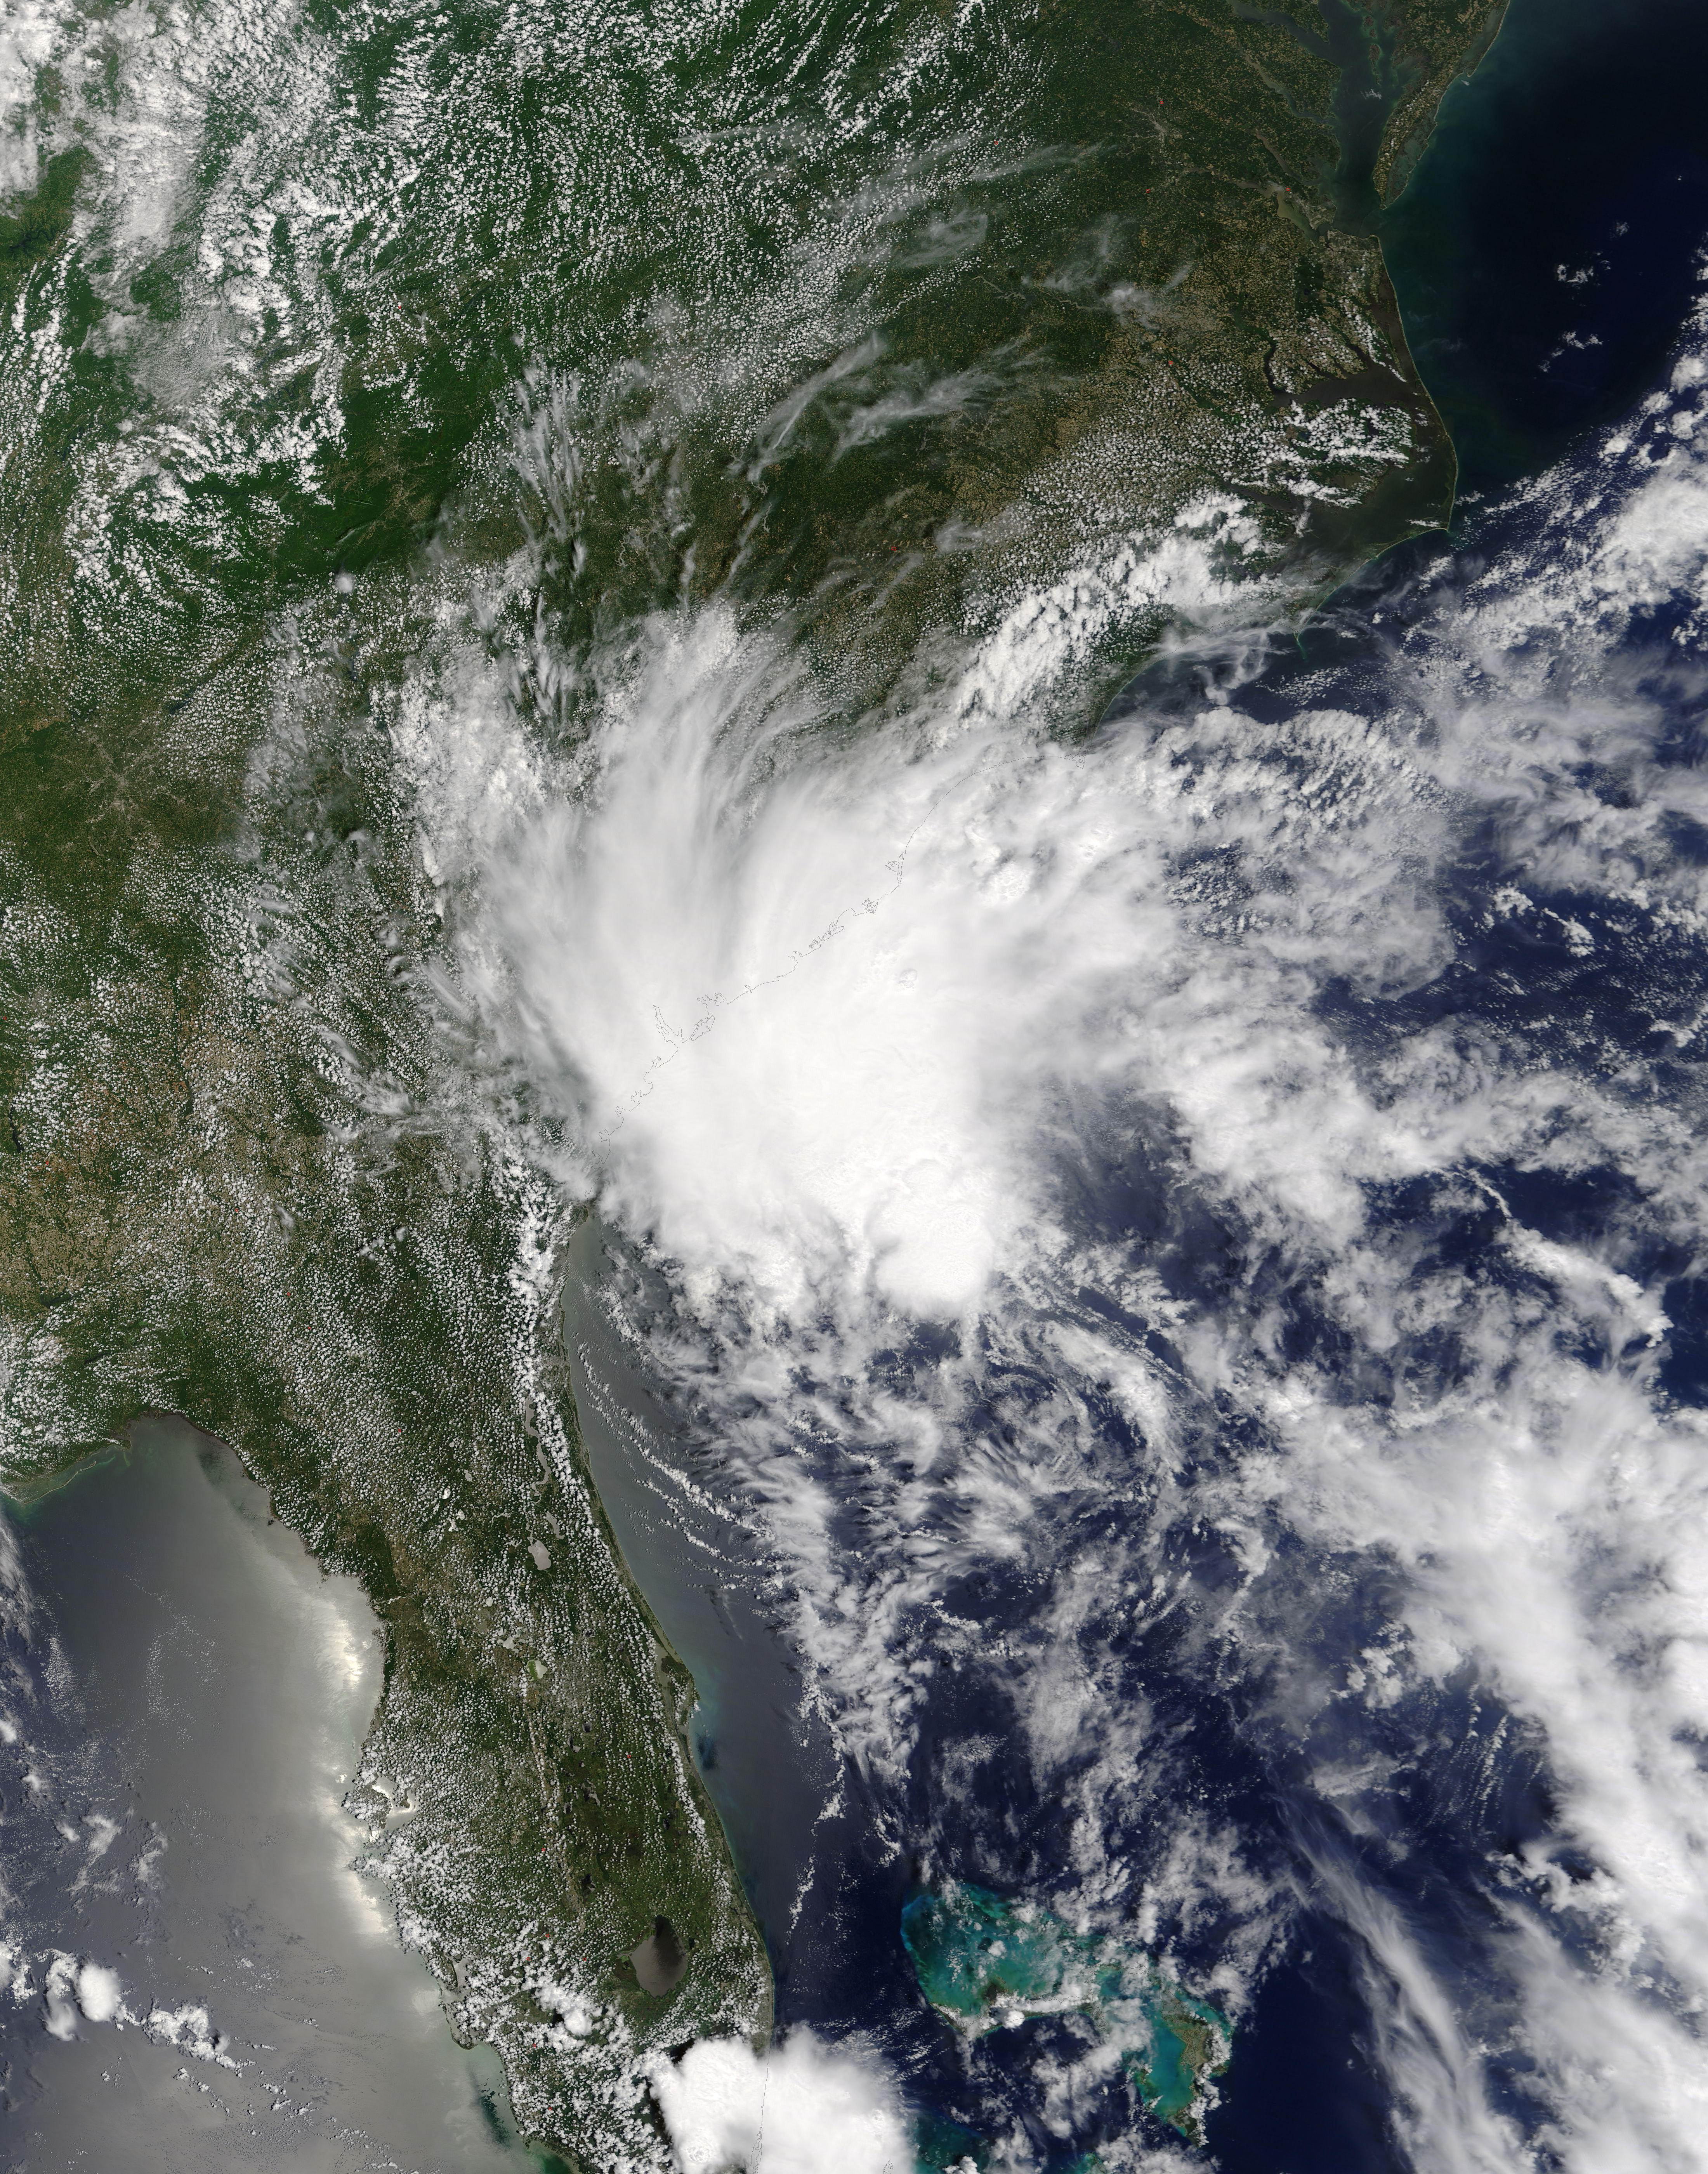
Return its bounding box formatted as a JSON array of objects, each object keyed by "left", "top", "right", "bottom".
[
  {"left": 1374, "top": 0, "right": 1512, "bottom": 208},
  {"left": 0, "top": 1418, "right": 543, "bottom": 2171}
]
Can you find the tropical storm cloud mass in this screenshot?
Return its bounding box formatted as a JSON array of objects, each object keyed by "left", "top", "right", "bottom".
[{"left": 6, "top": 1, "right": 1708, "bottom": 2170}]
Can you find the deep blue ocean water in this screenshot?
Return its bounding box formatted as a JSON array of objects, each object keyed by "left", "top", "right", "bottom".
[
  {"left": 563, "top": 6, "right": 1708, "bottom": 2167},
  {"left": 1384, "top": 0, "right": 1708, "bottom": 494}
]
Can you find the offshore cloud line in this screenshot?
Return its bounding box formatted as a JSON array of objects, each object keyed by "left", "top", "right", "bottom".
[{"left": 413, "top": 315, "right": 1708, "bottom": 2170}]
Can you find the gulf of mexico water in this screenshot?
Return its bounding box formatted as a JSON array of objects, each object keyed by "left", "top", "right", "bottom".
[
  {"left": 0, "top": 1420, "right": 537, "bottom": 2173},
  {"left": 536, "top": 7, "right": 1708, "bottom": 2169}
]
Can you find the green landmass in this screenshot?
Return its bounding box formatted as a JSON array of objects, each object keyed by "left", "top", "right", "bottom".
[
  {"left": 0, "top": 0, "right": 1498, "bottom": 2164},
  {"left": 1373, "top": 1, "right": 1511, "bottom": 205},
  {"left": 901, "top": 1882, "right": 1232, "bottom": 2146}
]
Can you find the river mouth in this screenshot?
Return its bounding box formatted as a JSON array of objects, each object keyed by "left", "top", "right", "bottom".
[{"left": 0, "top": 1419, "right": 540, "bottom": 2173}]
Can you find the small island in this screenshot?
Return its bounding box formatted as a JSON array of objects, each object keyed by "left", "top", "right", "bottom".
[{"left": 902, "top": 1882, "right": 1232, "bottom": 2147}]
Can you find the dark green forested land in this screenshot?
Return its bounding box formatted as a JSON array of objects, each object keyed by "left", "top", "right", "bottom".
[{"left": 0, "top": 1, "right": 1500, "bottom": 2162}]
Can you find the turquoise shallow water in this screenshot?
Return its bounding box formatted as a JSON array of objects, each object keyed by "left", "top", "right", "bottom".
[
  {"left": 536, "top": 25, "right": 1708, "bottom": 2140},
  {"left": 899, "top": 1884, "right": 1229, "bottom": 2141}
]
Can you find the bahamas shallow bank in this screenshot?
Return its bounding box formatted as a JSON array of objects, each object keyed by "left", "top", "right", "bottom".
[{"left": 0, "top": 0, "right": 1506, "bottom": 2166}]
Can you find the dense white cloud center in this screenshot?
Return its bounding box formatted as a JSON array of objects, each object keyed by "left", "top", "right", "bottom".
[
  {"left": 497, "top": 682, "right": 1031, "bottom": 1316},
  {"left": 484, "top": 624, "right": 1454, "bottom": 1325}
]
